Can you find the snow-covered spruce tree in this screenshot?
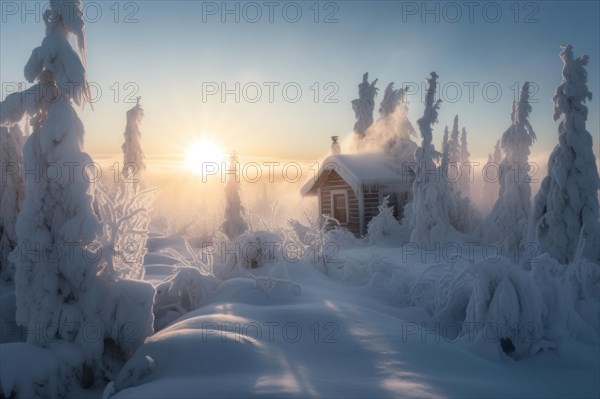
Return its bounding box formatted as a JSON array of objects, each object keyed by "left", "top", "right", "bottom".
[
  {"left": 406, "top": 72, "right": 453, "bottom": 244},
  {"left": 379, "top": 82, "right": 402, "bottom": 117},
  {"left": 480, "top": 140, "right": 502, "bottom": 212},
  {"left": 440, "top": 126, "right": 450, "bottom": 179},
  {"left": 459, "top": 127, "right": 471, "bottom": 195},
  {"left": 485, "top": 82, "right": 536, "bottom": 252},
  {"left": 0, "top": 124, "right": 25, "bottom": 280},
  {"left": 531, "top": 45, "right": 600, "bottom": 264},
  {"left": 221, "top": 152, "right": 248, "bottom": 240},
  {"left": 122, "top": 97, "right": 145, "bottom": 181},
  {"left": 11, "top": 0, "right": 101, "bottom": 344},
  {"left": 351, "top": 72, "right": 379, "bottom": 140},
  {"left": 4, "top": 1, "right": 155, "bottom": 393},
  {"left": 447, "top": 115, "right": 461, "bottom": 184},
  {"left": 442, "top": 116, "right": 479, "bottom": 234}
]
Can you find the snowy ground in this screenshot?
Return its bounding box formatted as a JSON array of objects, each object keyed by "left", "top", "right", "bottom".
[{"left": 94, "top": 234, "right": 599, "bottom": 398}]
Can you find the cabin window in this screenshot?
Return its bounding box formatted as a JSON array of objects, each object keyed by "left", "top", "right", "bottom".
[{"left": 330, "top": 190, "right": 348, "bottom": 224}]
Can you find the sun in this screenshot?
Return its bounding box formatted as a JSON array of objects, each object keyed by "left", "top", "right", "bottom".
[{"left": 185, "top": 140, "right": 224, "bottom": 174}]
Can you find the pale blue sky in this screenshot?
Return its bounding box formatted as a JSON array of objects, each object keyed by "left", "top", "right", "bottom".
[{"left": 1, "top": 0, "right": 599, "bottom": 162}]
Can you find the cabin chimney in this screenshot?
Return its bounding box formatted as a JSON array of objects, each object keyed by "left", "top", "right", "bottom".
[{"left": 331, "top": 136, "right": 341, "bottom": 155}]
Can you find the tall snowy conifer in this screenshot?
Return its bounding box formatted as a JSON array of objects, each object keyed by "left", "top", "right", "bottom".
[
  {"left": 0, "top": 124, "right": 25, "bottom": 280},
  {"left": 531, "top": 45, "right": 600, "bottom": 264},
  {"left": 481, "top": 140, "right": 502, "bottom": 211},
  {"left": 440, "top": 126, "right": 450, "bottom": 179},
  {"left": 122, "top": 97, "right": 146, "bottom": 180},
  {"left": 448, "top": 115, "right": 461, "bottom": 183},
  {"left": 10, "top": 0, "right": 102, "bottom": 346},
  {"left": 407, "top": 72, "right": 453, "bottom": 244},
  {"left": 459, "top": 127, "right": 471, "bottom": 195},
  {"left": 4, "top": 3, "right": 155, "bottom": 390},
  {"left": 485, "top": 83, "right": 536, "bottom": 251},
  {"left": 221, "top": 152, "right": 249, "bottom": 240},
  {"left": 352, "top": 73, "right": 378, "bottom": 139}
]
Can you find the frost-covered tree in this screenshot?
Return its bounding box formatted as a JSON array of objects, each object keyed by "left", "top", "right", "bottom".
[
  {"left": 481, "top": 140, "right": 502, "bottom": 212},
  {"left": 11, "top": 0, "right": 101, "bottom": 343},
  {"left": 406, "top": 72, "right": 453, "bottom": 244},
  {"left": 379, "top": 82, "right": 402, "bottom": 117},
  {"left": 531, "top": 45, "right": 600, "bottom": 264},
  {"left": 367, "top": 195, "right": 400, "bottom": 244},
  {"left": 0, "top": 124, "right": 25, "bottom": 281},
  {"left": 447, "top": 115, "right": 461, "bottom": 182},
  {"left": 94, "top": 181, "right": 158, "bottom": 280},
  {"left": 440, "top": 126, "right": 450, "bottom": 179},
  {"left": 459, "top": 127, "right": 471, "bottom": 195},
  {"left": 352, "top": 72, "right": 378, "bottom": 139},
  {"left": 122, "top": 97, "right": 145, "bottom": 180},
  {"left": 221, "top": 152, "right": 248, "bottom": 240},
  {"left": 442, "top": 121, "right": 479, "bottom": 234},
  {"left": 3, "top": 1, "right": 155, "bottom": 393},
  {"left": 484, "top": 83, "right": 536, "bottom": 252}
]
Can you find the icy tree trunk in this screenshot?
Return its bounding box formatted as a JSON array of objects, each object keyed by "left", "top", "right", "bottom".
[
  {"left": 485, "top": 83, "right": 536, "bottom": 252},
  {"left": 530, "top": 45, "right": 600, "bottom": 264}
]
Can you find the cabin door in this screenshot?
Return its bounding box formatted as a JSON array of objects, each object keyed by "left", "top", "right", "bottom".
[{"left": 332, "top": 193, "right": 348, "bottom": 224}]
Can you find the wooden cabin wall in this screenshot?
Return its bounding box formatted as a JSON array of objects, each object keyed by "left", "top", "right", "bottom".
[{"left": 363, "top": 187, "right": 380, "bottom": 229}]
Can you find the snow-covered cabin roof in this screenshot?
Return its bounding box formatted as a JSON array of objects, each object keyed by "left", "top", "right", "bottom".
[{"left": 301, "top": 153, "right": 414, "bottom": 196}]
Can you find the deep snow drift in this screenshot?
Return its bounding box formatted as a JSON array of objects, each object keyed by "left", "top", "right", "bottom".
[{"left": 102, "top": 234, "right": 599, "bottom": 398}]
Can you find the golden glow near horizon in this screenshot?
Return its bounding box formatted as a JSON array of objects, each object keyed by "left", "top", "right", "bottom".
[{"left": 185, "top": 140, "right": 225, "bottom": 174}]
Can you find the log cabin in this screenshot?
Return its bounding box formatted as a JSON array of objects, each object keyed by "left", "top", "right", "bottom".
[{"left": 301, "top": 151, "right": 415, "bottom": 236}]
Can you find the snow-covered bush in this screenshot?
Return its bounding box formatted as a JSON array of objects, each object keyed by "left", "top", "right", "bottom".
[
  {"left": 530, "top": 253, "right": 599, "bottom": 344},
  {"left": 462, "top": 257, "right": 544, "bottom": 358},
  {"left": 153, "top": 266, "right": 220, "bottom": 330},
  {"left": 367, "top": 195, "right": 401, "bottom": 244},
  {"left": 94, "top": 181, "right": 159, "bottom": 281},
  {"left": 463, "top": 251, "right": 599, "bottom": 359},
  {"left": 399, "top": 261, "right": 473, "bottom": 331},
  {"left": 212, "top": 230, "right": 283, "bottom": 280},
  {"left": 530, "top": 45, "right": 600, "bottom": 264},
  {"left": 288, "top": 213, "right": 363, "bottom": 275}
]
